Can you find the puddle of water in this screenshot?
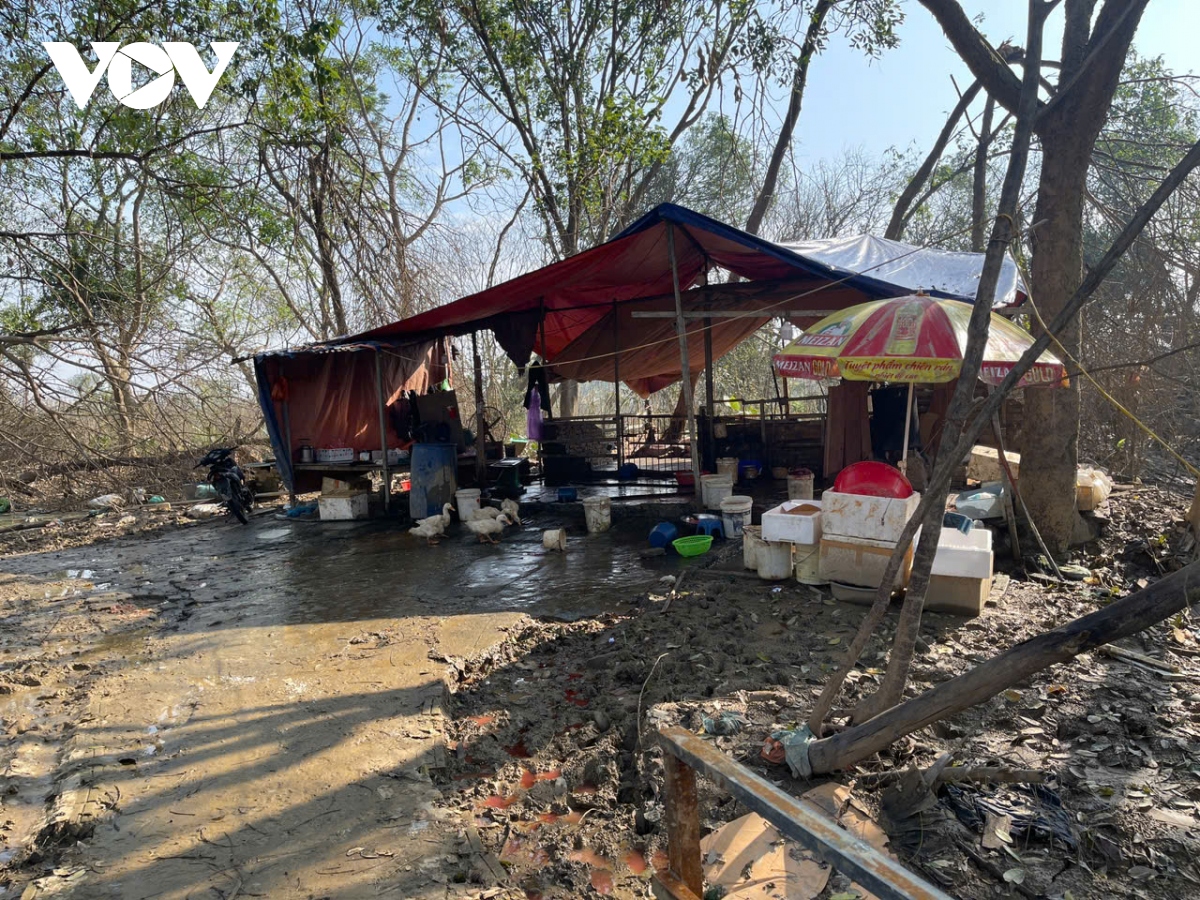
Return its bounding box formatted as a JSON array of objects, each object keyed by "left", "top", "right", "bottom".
[{"left": 10, "top": 510, "right": 690, "bottom": 630}]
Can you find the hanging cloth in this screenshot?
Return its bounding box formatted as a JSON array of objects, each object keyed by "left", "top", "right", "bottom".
[
  {"left": 523, "top": 361, "right": 551, "bottom": 415},
  {"left": 526, "top": 388, "right": 544, "bottom": 442}
]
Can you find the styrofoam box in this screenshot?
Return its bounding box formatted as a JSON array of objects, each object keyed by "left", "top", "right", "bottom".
[
  {"left": 967, "top": 446, "right": 1020, "bottom": 483},
  {"left": 821, "top": 490, "right": 920, "bottom": 542},
  {"left": 819, "top": 534, "right": 914, "bottom": 589},
  {"left": 930, "top": 526, "right": 993, "bottom": 579},
  {"left": 319, "top": 492, "right": 369, "bottom": 520},
  {"left": 761, "top": 498, "right": 823, "bottom": 544}
]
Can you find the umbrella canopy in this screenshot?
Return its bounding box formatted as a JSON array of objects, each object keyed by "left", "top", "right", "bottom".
[{"left": 772, "top": 294, "right": 1065, "bottom": 387}]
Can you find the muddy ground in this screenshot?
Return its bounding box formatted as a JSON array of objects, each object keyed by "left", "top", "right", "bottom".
[{"left": 3, "top": 485, "right": 1200, "bottom": 900}]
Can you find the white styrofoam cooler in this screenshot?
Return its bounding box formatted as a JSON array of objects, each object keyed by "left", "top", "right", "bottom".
[
  {"left": 821, "top": 490, "right": 920, "bottom": 542},
  {"left": 319, "top": 492, "right": 369, "bottom": 520},
  {"left": 930, "top": 526, "right": 993, "bottom": 578},
  {"left": 929, "top": 526, "right": 994, "bottom": 615},
  {"left": 761, "top": 498, "right": 823, "bottom": 544}
]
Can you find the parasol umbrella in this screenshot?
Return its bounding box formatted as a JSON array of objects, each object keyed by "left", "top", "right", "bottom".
[{"left": 773, "top": 293, "right": 1065, "bottom": 463}]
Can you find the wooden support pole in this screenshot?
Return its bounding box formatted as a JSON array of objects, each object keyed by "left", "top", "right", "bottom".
[
  {"left": 990, "top": 412, "right": 1022, "bottom": 563},
  {"left": 704, "top": 316, "right": 715, "bottom": 471},
  {"left": 613, "top": 301, "right": 623, "bottom": 468},
  {"left": 807, "top": 558, "right": 1200, "bottom": 774},
  {"left": 471, "top": 331, "right": 487, "bottom": 485},
  {"left": 374, "top": 349, "right": 391, "bottom": 513},
  {"left": 990, "top": 404, "right": 1062, "bottom": 580},
  {"left": 666, "top": 223, "right": 702, "bottom": 489},
  {"left": 281, "top": 395, "right": 296, "bottom": 505},
  {"left": 538, "top": 299, "right": 551, "bottom": 420}
]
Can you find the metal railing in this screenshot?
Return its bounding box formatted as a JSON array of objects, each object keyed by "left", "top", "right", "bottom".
[{"left": 653, "top": 727, "right": 954, "bottom": 900}]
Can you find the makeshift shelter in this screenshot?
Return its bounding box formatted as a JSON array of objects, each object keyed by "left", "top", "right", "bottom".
[
  {"left": 254, "top": 203, "right": 1025, "bottom": 499},
  {"left": 253, "top": 338, "right": 452, "bottom": 499}
]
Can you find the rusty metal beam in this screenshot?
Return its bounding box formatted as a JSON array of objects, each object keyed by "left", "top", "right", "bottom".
[
  {"left": 662, "top": 751, "right": 703, "bottom": 895},
  {"left": 651, "top": 870, "right": 704, "bottom": 900},
  {"left": 657, "top": 727, "right": 954, "bottom": 900}
]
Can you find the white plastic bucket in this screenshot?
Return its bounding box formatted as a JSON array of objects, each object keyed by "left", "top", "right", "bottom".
[
  {"left": 720, "top": 495, "right": 753, "bottom": 538},
  {"left": 454, "top": 488, "right": 481, "bottom": 520},
  {"left": 543, "top": 528, "right": 567, "bottom": 551},
  {"left": 701, "top": 473, "right": 733, "bottom": 509},
  {"left": 716, "top": 457, "right": 739, "bottom": 479},
  {"left": 583, "top": 496, "right": 612, "bottom": 533},
  {"left": 794, "top": 541, "right": 824, "bottom": 585},
  {"left": 788, "top": 473, "right": 814, "bottom": 500},
  {"left": 757, "top": 540, "right": 793, "bottom": 581},
  {"left": 742, "top": 525, "right": 764, "bottom": 571}
]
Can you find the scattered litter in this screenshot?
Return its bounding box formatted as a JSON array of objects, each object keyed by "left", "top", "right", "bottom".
[
  {"left": 702, "top": 710, "right": 748, "bottom": 736},
  {"left": 186, "top": 503, "right": 224, "bottom": 519},
  {"left": 942, "top": 782, "right": 1077, "bottom": 849},
  {"left": 761, "top": 725, "right": 815, "bottom": 778}
]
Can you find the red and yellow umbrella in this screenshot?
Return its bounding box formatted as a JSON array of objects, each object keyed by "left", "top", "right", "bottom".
[{"left": 773, "top": 294, "right": 1065, "bottom": 387}]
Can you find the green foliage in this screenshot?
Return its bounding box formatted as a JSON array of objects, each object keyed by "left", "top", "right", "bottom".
[
  {"left": 641, "top": 114, "right": 762, "bottom": 224},
  {"left": 379, "top": 0, "right": 805, "bottom": 254}
]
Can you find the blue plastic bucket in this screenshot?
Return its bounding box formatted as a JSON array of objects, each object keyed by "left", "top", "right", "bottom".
[
  {"left": 649, "top": 522, "right": 679, "bottom": 548},
  {"left": 410, "top": 442, "right": 458, "bottom": 519}
]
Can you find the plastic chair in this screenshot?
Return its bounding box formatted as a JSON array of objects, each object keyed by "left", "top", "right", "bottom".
[{"left": 695, "top": 516, "right": 725, "bottom": 538}]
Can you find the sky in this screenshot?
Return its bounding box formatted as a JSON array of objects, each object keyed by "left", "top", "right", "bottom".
[{"left": 795, "top": 0, "right": 1199, "bottom": 165}]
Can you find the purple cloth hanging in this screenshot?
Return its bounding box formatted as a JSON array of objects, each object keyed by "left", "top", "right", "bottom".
[{"left": 526, "top": 388, "right": 543, "bottom": 442}]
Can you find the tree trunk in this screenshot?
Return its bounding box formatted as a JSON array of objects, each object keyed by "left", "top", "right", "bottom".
[
  {"left": 556, "top": 380, "right": 578, "bottom": 419},
  {"left": 662, "top": 374, "right": 701, "bottom": 444},
  {"left": 743, "top": 0, "right": 834, "bottom": 236},
  {"left": 849, "top": 0, "right": 1047, "bottom": 724},
  {"left": 809, "top": 557, "right": 1200, "bottom": 773},
  {"left": 1019, "top": 124, "right": 1090, "bottom": 559}
]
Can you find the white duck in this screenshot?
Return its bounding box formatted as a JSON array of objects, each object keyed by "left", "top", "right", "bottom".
[
  {"left": 469, "top": 505, "right": 502, "bottom": 521},
  {"left": 410, "top": 502, "right": 454, "bottom": 545},
  {"left": 465, "top": 513, "right": 513, "bottom": 544},
  {"left": 500, "top": 498, "right": 522, "bottom": 526}
]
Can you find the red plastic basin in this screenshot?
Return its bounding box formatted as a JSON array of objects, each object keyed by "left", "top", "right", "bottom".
[{"left": 833, "top": 461, "right": 913, "bottom": 498}]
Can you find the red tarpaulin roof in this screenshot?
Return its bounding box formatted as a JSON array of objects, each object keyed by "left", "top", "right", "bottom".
[{"left": 275, "top": 204, "right": 1024, "bottom": 398}]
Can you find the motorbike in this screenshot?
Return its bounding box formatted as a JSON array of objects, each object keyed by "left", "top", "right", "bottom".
[{"left": 195, "top": 447, "right": 254, "bottom": 524}]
